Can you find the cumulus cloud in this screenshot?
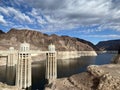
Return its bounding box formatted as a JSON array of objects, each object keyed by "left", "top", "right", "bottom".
[
  {"left": 27, "top": 0, "right": 111, "bottom": 20},
  {"left": 1, "top": 0, "right": 120, "bottom": 34},
  {"left": 29, "top": 8, "right": 47, "bottom": 25},
  {"left": 22, "top": 0, "right": 120, "bottom": 33},
  {"left": 0, "top": 6, "right": 32, "bottom": 23},
  {"left": 80, "top": 34, "right": 120, "bottom": 43},
  {"left": 83, "top": 34, "right": 120, "bottom": 38},
  {"left": 0, "top": 15, "right": 7, "bottom": 25}
]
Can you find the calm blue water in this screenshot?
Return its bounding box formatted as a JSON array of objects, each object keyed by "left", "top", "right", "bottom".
[{"left": 0, "top": 53, "right": 116, "bottom": 90}]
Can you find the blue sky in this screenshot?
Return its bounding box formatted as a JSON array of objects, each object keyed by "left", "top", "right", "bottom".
[{"left": 0, "top": 0, "right": 120, "bottom": 44}]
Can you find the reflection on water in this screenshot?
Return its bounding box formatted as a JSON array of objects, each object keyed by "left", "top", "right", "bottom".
[
  {"left": 0, "top": 66, "right": 6, "bottom": 83},
  {"left": 32, "top": 61, "right": 46, "bottom": 90},
  {"left": 0, "top": 66, "right": 16, "bottom": 86},
  {"left": 0, "top": 53, "right": 116, "bottom": 90},
  {"left": 95, "top": 53, "right": 115, "bottom": 65},
  {"left": 57, "top": 56, "right": 96, "bottom": 78},
  {"left": 6, "top": 66, "right": 16, "bottom": 85}
]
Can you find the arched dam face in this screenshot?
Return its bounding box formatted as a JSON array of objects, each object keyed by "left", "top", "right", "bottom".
[{"left": 0, "top": 52, "right": 116, "bottom": 90}]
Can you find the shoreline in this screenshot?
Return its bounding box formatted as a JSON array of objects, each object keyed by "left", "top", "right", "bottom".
[
  {"left": 45, "top": 64, "right": 120, "bottom": 90},
  {"left": 45, "top": 53, "right": 120, "bottom": 90},
  {"left": 0, "top": 52, "right": 119, "bottom": 90},
  {"left": 0, "top": 51, "right": 97, "bottom": 66}
]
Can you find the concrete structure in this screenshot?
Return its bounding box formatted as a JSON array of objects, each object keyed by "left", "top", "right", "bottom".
[
  {"left": 8, "top": 47, "right": 17, "bottom": 66},
  {"left": 0, "top": 47, "right": 17, "bottom": 66},
  {"left": 0, "top": 43, "right": 99, "bottom": 89},
  {"left": 16, "top": 42, "right": 32, "bottom": 89},
  {"left": 0, "top": 47, "right": 17, "bottom": 85},
  {"left": 46, "top": 44, "right": 57, "bottom": 83}
]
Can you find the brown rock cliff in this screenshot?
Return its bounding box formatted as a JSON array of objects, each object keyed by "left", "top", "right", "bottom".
[{"left": 0, "top": 28, "right": 97, "bottom": 51}]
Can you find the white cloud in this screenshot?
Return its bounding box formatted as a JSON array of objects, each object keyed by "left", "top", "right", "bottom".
[
  {"left": 30, "top": 8, "right": 39, "bottom": 16},
  {"left": 8, "top": 7, "right": 32, "bottom": 23},
  {"left": 37, "top": 18, "right": 46, "bottom": 24},
  {"left": 97, "top": 23, "right": 120, "bottom": 32},
  {"left": 82, "top": 34, "right": 120, "bottom": 38},
  {"left": 1, "top": 0, "right": 120, "bottom": 34},
  {"left": 29, "top": 8, "right": 47, "bottom": 25},
  {"left": 0, "top": 6, "right": 32, "bottom": 23},
  {"left": 0, "top": 15, "right": 7, "bottom": 25},
  {"left": 0, "top": 7, "right": 10, "bottom": 16},
  {"left": 24, "top": 0, "right": 120, "bottom": 33}
]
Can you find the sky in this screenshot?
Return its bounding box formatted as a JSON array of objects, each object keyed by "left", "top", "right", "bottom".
[{"left": 0, "top": 0, "right": 120, "bottom": 44}]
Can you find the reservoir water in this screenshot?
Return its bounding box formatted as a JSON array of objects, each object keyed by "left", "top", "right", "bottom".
[{"left": 0, "top": 53, "right": 116, "bottom": 90}]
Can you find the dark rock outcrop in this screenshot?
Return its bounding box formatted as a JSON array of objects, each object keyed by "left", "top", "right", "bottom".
[
  {"left": 0, "top": 28, "right": 97, "bottom": 51},
  {"left": 0, "top": 30, "right": 5, "bottom": 34},
  {"left": 111, "top": 47, "right": 120, "bottom": 64},
  {"left": 112, "top": 55, "right": 120, "bottom": 64},
  {"left": 96, "top": 39, "right": 120, "bottom": 51}
]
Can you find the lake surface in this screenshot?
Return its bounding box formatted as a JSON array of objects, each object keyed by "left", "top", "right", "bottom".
[{"left": 0, "top": 53, "right": 116, "bottom": 90}]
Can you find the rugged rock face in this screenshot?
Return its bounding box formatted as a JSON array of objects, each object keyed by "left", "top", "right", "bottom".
[
  {"left": 88, "top": 65, "right": 120, "bottom": 90},
  {"left": 0, "top": 28, "right": 97, "bottom": 51},
  {"left": 96, "top": 39, "right": 120, "bottom": 51},
  {"left": 112, "top": 54, "right": 120, "bottom": 64},
  {"left": 45, "top": 64, "right": 120, "bottom": 90},
  {"left": 0, "top": 82, "right": 20, "bottom": 90},
  {"left": 112, "top": 48, "right": 120, "bottom": 64}
]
